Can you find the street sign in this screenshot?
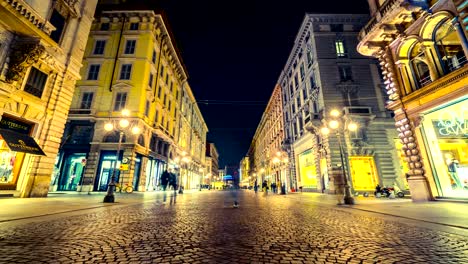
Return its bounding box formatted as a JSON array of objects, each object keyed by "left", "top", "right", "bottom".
[{"left": 119, "top": 164, "right": 129, "bottom": 171}]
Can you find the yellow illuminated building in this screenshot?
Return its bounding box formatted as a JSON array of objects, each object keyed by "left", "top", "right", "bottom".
[
  {"left": 0, "top": 0, "right": 98, "bottom": 197},
  {"left": 358, "top": 0, "right": 468, "bottom": 201},
  {"left": 53, "top": 8, "right": 207, "bottom": 193}
]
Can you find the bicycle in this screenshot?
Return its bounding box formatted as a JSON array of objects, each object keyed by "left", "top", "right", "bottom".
[{"left": 115, "top": 183, "right": 134, "bottom": 193}]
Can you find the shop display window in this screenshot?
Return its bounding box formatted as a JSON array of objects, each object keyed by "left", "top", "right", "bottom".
[
  {"left": 0, "top": 137, "right": 25, "bottom": 189},
  {"left": 422, "top": 99, "right": 468, "bottom": 198}
]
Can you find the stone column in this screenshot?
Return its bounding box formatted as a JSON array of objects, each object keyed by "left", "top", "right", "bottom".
[
  {"left": 395, "top": 115, "right": 432, "bottom": 201},
  {"left": 452, "top": 19, "right": 468, "bottom": 60}
]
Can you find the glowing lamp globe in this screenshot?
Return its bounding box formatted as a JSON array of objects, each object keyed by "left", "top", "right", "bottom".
[
  {"left": 104, "top": 123, "right": 114, "bottom": 131},
  {"left": 119, "top": 119, "right": 130, "bottom": 128}
]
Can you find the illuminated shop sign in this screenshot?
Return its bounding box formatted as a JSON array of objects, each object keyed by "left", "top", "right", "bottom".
[
  {"left": 0, "top": 116, "right": 32, "bottom": 135},
  {"left": 433, "top": 119, "right": 468, "bottom": 137}
]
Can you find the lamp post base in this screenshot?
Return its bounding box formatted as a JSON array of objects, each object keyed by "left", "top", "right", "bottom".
[
  {"left": 103, "top": 194, "right": 115, "bottom": 203},
  {"left": 178, "top": 188, "right": 183, "bottom": 194}
]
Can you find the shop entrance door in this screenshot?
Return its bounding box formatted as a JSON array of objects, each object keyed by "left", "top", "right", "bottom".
[
  {"left": 96, "top": 153, "right": 120, "bottom": 191},
  {"left": 58, "top": 153, "right": 86, "bottom": 191},
  {"left": 349, "top": 156, "right": 379, "bottom": 191}
]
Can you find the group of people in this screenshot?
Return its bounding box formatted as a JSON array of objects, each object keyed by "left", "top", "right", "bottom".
[
  {"left": 160, "top": 169, "right": 178, "bottom": 191},
  {"left": 253, "top": 180, "right": 280, "bottom": 194}
]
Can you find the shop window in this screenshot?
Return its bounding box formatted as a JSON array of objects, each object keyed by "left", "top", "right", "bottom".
[
  {"left": 434, "top": 20, "right": 467, "bottom": 74},
  {"left": 24, "top": 67, "right": 48, "bottom": 98},
  {"left": 0, "top": 139, "right": 25, "bottom": 189},
  {"left": 409, "top": 42, "right": 431, "bottom": 88}
]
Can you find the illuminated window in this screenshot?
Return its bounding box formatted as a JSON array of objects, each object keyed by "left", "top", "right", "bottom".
[{"left": 335, "top": 40, "right": 346, "bottom": 57}]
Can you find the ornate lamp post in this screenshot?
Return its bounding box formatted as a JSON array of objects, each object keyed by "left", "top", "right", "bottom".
[
  {"left": 320, "top": 109, "right": 358, "bottom": 205},
  {"left": 103, "top": 109, "right": 141, "bottom": 203}
]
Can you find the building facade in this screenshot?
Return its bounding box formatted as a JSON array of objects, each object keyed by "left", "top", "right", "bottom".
[
  {"left": 53, "top": 8, "right": 207, "bottom": 194},
  {"left": 0, "top": 0, "right": 98, "bottom": 197},
  {"left": 358, "top": 0, "right": 468, "bottom": 201},
  {"left": 249, "top": 84, "right": 285, "bottom": 191},
  {"left": 279, "top": 14, "right": 404, "bottom": 194},
  {"left": 205, "top": 142, "right": 219, "bottom": 185}
]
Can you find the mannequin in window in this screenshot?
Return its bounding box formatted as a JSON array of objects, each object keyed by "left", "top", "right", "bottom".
[{"left": 446, "top": 153, "right": 462, "bottom": 189}]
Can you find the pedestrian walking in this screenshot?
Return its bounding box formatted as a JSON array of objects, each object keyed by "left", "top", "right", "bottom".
[
  {"left": 160, "top": 170, "right": 170, "bottom": 191},
  {"left": 254, "top": 180, "right": 258, "bottom": 193}
]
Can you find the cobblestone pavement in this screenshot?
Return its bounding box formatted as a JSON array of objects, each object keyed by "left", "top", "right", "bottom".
[{"left": 0, "top": 191, "right": 467, "bottom": 264}]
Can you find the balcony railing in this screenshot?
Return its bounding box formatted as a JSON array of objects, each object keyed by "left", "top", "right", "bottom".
[{"left": 343, "top": 106, "right": 372, "bottom": 115}]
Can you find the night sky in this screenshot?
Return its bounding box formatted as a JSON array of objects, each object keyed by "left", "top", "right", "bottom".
[{"left": 155, "top": 0, "right": 370, "bottom": 167}]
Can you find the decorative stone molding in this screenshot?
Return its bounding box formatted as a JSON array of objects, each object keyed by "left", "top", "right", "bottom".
[
  {"left": 395, "top": 117, "right": 424, "bottom": 177},
  {"left": 378, "top": 48, "right": 401, "bottom": 101},
  {"left": 5, "top": 38, "right": 45, "bottom": 83},
  {"left": 2, "top": 0, "right": 55, "bottom": 34}
]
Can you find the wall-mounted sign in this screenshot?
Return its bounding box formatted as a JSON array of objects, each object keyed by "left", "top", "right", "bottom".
[
  {"left": 0, "top": 116, "right": 32, "bottom": 135},
  {"left": 119, "top": 164, "right": 129, "bottom": 171},
  {"left": 433, "top": 120, "right": 468, "bottom": 138},
  {"left": 0, "top": 129, "right": 46, "bottom": 156}
]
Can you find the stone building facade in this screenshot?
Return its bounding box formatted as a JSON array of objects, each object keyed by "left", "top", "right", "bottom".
[
  {"left": 358, "top": 0, "right": 468, "bottom": 201},
  {"left": 278, "top": 13, "right": 404, "bottom": 194},
  {"left": 0, "top": 0, "right": 97, "bottom": 197}
]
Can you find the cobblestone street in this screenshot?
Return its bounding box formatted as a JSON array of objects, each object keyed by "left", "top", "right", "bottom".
[{"left": 1, "top": 191, "right": 468, "bottom": 264}]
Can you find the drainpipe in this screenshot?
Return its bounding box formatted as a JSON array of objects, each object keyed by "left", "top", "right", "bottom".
[
  {"left": 153, "top": 34, "right": 166, "bottom": 102},
  {"left": 109, "top": 15, "right": 126, "bottom": 92}
]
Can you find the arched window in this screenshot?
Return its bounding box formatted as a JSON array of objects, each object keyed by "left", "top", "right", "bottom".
[
  {"left": 150, "top": 134, "right": 157, "bottom": 152},
  {"left": 434, "top": 19, "right": 467, "bottom": 73},
  {"left": 409, "top": 42, "right": 432, "bottom": 88}
]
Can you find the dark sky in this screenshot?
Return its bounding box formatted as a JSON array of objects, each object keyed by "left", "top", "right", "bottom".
[{"left": 156, "top": 0, "right": 369, "bottom": 167}]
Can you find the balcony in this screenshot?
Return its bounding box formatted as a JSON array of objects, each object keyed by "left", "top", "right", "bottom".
[
  {"left": 357, "top": 0, "right": 428, "bottom": 56},
  {"left": 343, "top": 106, "right": 372, "bottom": 115},
  {"left": 0, "top": 0, "right": 55, "bottom": 36}
]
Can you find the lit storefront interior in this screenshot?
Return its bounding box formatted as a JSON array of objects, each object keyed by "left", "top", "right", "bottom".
[
  {"left": 422, "top": 98, "right": 468, "bottom": 198},
  {"left": 298, "top": 149, "right": 317, "bottom": 190},
  {"left": 349, "top": 157, "right": 378, "bottom": 191},
  {"left": 0, "top": 140, "right": 25, "bottom": 190}
]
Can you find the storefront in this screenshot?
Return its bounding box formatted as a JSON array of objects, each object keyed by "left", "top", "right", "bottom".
[
  {"left": 421, "top": 98, "right": 468, "bottom": 198},
  {"left": 95, "top": 151, "right": 121, "bottom": 192},
  {"left": 54, "top": 153, "right": 87, "bottom": 191},
  {"left": 297, "top": 149, "right": 317, "bottom": 190},
  {"left": 145, "top": 157, "right": 166, "bottom": 191},
  {"left": 0, "top": 115, "right": 45, "bottom": 191}
]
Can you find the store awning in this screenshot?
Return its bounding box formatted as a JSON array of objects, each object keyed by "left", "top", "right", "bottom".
[{"left": 0, "top": 129, "right": 46, "bottom": 156}]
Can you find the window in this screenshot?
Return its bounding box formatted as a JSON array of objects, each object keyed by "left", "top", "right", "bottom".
[
  {"left": 130, "top": 22, "right": 139, "bottom": 30},
  {"left": 24, "top": 67, "right": 48, "bottom": 98},
  {"left": 49, "top": 9, "right": 66, "bottom": 43},
  {"left": 114, "top": 92, "right": 127, "bottom": 111},
  {"left": 434, "top": 20, "right": 467, "bottom": 74},
  {"left": 310, "top": 75, "right": 316, "bottom": 88},
  {"left": 160, "top": 65, "right": 164, "bottom": 77},
  {"left": 168, "top": 100, "right": 172, "bottom": 111},
  {"left": 165, "top": 73, "right": 169, "bottom": 85},
  {"left": 163, "top": 94, "right": 167, "bottom": 107},
  {"left": 124, "top": 40, "right": 136, "bottom": 54},
  {"left": 300, "top": 64, "right": 305, "bottom": 80},
  {"left": 149, "top": 73, "right": 154, "bottom": 88},
  {"left": 100, "top": 23, "right": 110, "bottom": 30},
  {"left": 338, "top": 66, "right": 353, "bottom": 82},
  {"left": 145, "top": 100, "right": 150, "bottom": 117},
  {"left": 170, "top": 81, "right": 173, "bottom": 92},
  {"left": 87, "top": 64, "right": 100, "bottom": 80},
  {"left": 80, "top": 92, "right": 94, "bottom": 109},
  {"left": 409, "top": 43, "right": 431, "bottom": 88},
  {"left": 120, "top": 64, "right": 132, "bottom": 80},
  {"left": 157, "top": 86, "right": 162, "bottom": 98},
  {"left": 294, "top": 75, "right": 299, "bottom": 89},
  {"left": 176, "top": 90, "right": 179, "bottom": 101},
  {"left": 154, "top": 110, "right": 159, "bottom": 124},
  {"left": 335, "top": 40, "right": 346, "bottom": 57},
  {"left": 303, "top": 89, "right": 308, "bottom": 101},
  {"left": 93, "top": 40, "right": 106, "bottom": 55},
  {"left": 296, "top": 96, "right": 301, "bottom": 108},
  {"left": 152, "top": 50, "right": 157, "bottom": 64},
  {"left": 307, "top": 51, "right": 313, "bottom": 67}
]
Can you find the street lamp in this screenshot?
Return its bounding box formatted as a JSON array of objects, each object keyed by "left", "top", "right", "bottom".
[
  {"left": 103, "top": 109, "right": 140, "bottom": 203},
  {"left": 320, "top": 108, "right": 357, "bottom": 205}
]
